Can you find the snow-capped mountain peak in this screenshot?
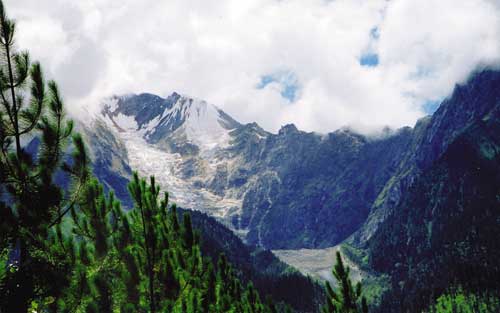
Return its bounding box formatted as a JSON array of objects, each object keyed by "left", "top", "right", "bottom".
[
  {"left": 175, "top": 97, "right": 233, "bottom": 150},
  {"left": 101, "top": 92, "right": 240, "bottom": 154}
]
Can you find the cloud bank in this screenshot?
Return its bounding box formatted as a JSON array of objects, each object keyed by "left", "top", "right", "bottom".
[{"left": 7, "top": 0, "right": 500, "bottom": 133}]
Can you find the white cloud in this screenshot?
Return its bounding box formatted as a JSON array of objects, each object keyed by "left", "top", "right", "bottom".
[{"left": 6, "top": 0, "right": 500, "bottom": 134}]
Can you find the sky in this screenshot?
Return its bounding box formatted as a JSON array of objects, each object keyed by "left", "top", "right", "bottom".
[{"left": 6, "top": 0, "right": 500, "bottom": 134}]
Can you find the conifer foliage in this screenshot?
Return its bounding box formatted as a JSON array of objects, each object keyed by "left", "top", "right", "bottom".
[
  {"left": 322, "top": 252, "right": 368, "bottom": 313},
  {"left": 0, "top": 0, "right": 89, "bottom": 311}
]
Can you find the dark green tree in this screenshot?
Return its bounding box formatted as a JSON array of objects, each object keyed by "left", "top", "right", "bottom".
[
  {"left": 128, "top": 173, "right": 164, "bottom": 312},
  {"left": 0, "top": 1, "right": 89, "bottom": 311},
  {"left": 62, "top": 179, "right": 122, "bottom": 312},
  {"left": 322, "top": 252, "right": 368, "bottom": 313}
]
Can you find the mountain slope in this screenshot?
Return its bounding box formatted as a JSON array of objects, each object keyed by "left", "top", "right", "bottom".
[
  {"left": 241, "top": 126, "right": 413, "bottom": 248},
  {"left": 336, "top": 69, "right": 500, "bottom": 312},
  {"left": 356, "top": 69, "right": 500, "bottom": 243},
  {"left": 185, "top": 209, "right": 325, "bottom": 312},
  {"left": 368, "top": 115, "right": 500, "bottom": 312}
]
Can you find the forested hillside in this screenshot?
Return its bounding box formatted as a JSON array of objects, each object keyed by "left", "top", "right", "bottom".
[{"left": 368, "top": 116, "right": 500, "bottom": 312}]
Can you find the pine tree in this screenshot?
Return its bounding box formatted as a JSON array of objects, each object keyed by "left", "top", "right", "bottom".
[
  {"left": 0, "top": 1, "right": 89, "bottom": 311},
  {"left": 128, "top": 173, "right": 164, "bottom": 312},
  {"left": 322, "top": 251, "right": 369, "bottom": 313},
  {"left": 63, "top": 180, "right": 122, "bottom": 312}
]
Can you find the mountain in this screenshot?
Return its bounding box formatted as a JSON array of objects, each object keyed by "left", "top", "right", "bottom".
[
  {"left": 369, "top": 117, "right": 500, "bottom": 312},
  {"left": 83, "top": 92, "right": 414, "bottom": 250},
  {"left": 365, "top": 69, "right": 500, "bottom": 311},
  {"left": 81, "top": 69, "right": 500, "bottom": 251}
]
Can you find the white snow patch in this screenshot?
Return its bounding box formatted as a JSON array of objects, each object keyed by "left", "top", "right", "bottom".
[
  {"left": 117, "top": 128, "right": 242, "bottom": 221},
  {"left": 182, "top": 98, "right": 232, "bottom": 152},
  {"left": 113, "top": 113, "right": 138, "bottom": 131},
  {"left": 255, "top": 133, "right": 267, "bottom": 140}
]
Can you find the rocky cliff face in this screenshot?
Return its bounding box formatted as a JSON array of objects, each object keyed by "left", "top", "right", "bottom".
[
  {"left": 355, "top": 69, "right": 500, "bottom": 244},
  {"left": 368, "top": 102, "right": 500, "bottom": 312},
  {"left": 240, "top": 127, "right": 413, "bottom": 249}
]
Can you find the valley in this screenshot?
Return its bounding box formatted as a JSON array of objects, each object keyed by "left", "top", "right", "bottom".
[{"left": 273, "top": 246, "right": 365, "bottom": 285}]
